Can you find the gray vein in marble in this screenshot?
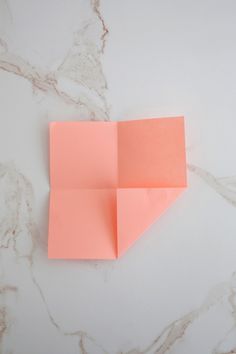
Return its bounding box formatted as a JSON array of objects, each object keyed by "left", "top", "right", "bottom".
[
  {"left": 0, "top": 307, "right": 7, "bottom": 343},
  {"left": 0, "top": 286, "right": 17, "bottom": 294},
  {"left": 187, "top": 164, "right": 236, "bottom": 207},
  {"left": 30, "top": 266, "right": 108, "bottom": 354},
  {"left": 0, "top": 162, "right": 37, "bottom": 259},
  {"left": 1, "top": 0, "right": 13, "bottom": 22},
  {"left": 212, "top": 276, "right": 236, "bottom": 354},
  {"left": 0, "top": 275, "right": 18, "bottom": 351},
  {"left": 57, "top": 23, "right": 109, "bottom": 120},
  {"left": 213, "top": 331, "right": 236, "bottom": 354},
  {"left": 91, "top": 0, "right": 109, "bottom": 53},
  {"left": 79, "top": 335, "right": 89, "bottom": 354},
  {"left": 0, "top": 38, "right": 8, "bottom": 52}
]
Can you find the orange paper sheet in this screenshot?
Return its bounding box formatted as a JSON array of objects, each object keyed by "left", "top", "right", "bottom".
[{"left": 48, "top": 117, "right": 187, "bottom": 259}]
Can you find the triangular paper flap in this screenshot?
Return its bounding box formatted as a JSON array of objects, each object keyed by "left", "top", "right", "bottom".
[{"left": 116, "top": 188, "right": 185, "bottom": 257}]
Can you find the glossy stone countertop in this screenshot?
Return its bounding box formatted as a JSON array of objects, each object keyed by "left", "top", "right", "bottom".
[{"left": 0, "top": 1, "right": 236, "bottom": 353}]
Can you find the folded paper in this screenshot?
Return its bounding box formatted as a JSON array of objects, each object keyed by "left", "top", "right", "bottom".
[{"left": 48, "top": 117, "right": 187, "bottom": 259}]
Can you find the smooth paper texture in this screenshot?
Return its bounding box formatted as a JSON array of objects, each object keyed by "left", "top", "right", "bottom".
[{"left": 48, "top": 117, "right": 187, "bottom": 259}]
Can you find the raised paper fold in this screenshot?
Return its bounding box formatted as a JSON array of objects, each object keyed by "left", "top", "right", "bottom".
[{"left": 48, "top": 117, "right": 187, "bottom": 259}]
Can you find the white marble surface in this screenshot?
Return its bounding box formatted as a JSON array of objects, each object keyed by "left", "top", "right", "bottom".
[{"left": 0, "top": 1, "right": 236, "bottom": 353}]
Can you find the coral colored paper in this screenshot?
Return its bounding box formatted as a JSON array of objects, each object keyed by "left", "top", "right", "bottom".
[{"left": 48, "top": 117, "right": 187, "bottom": 259}]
